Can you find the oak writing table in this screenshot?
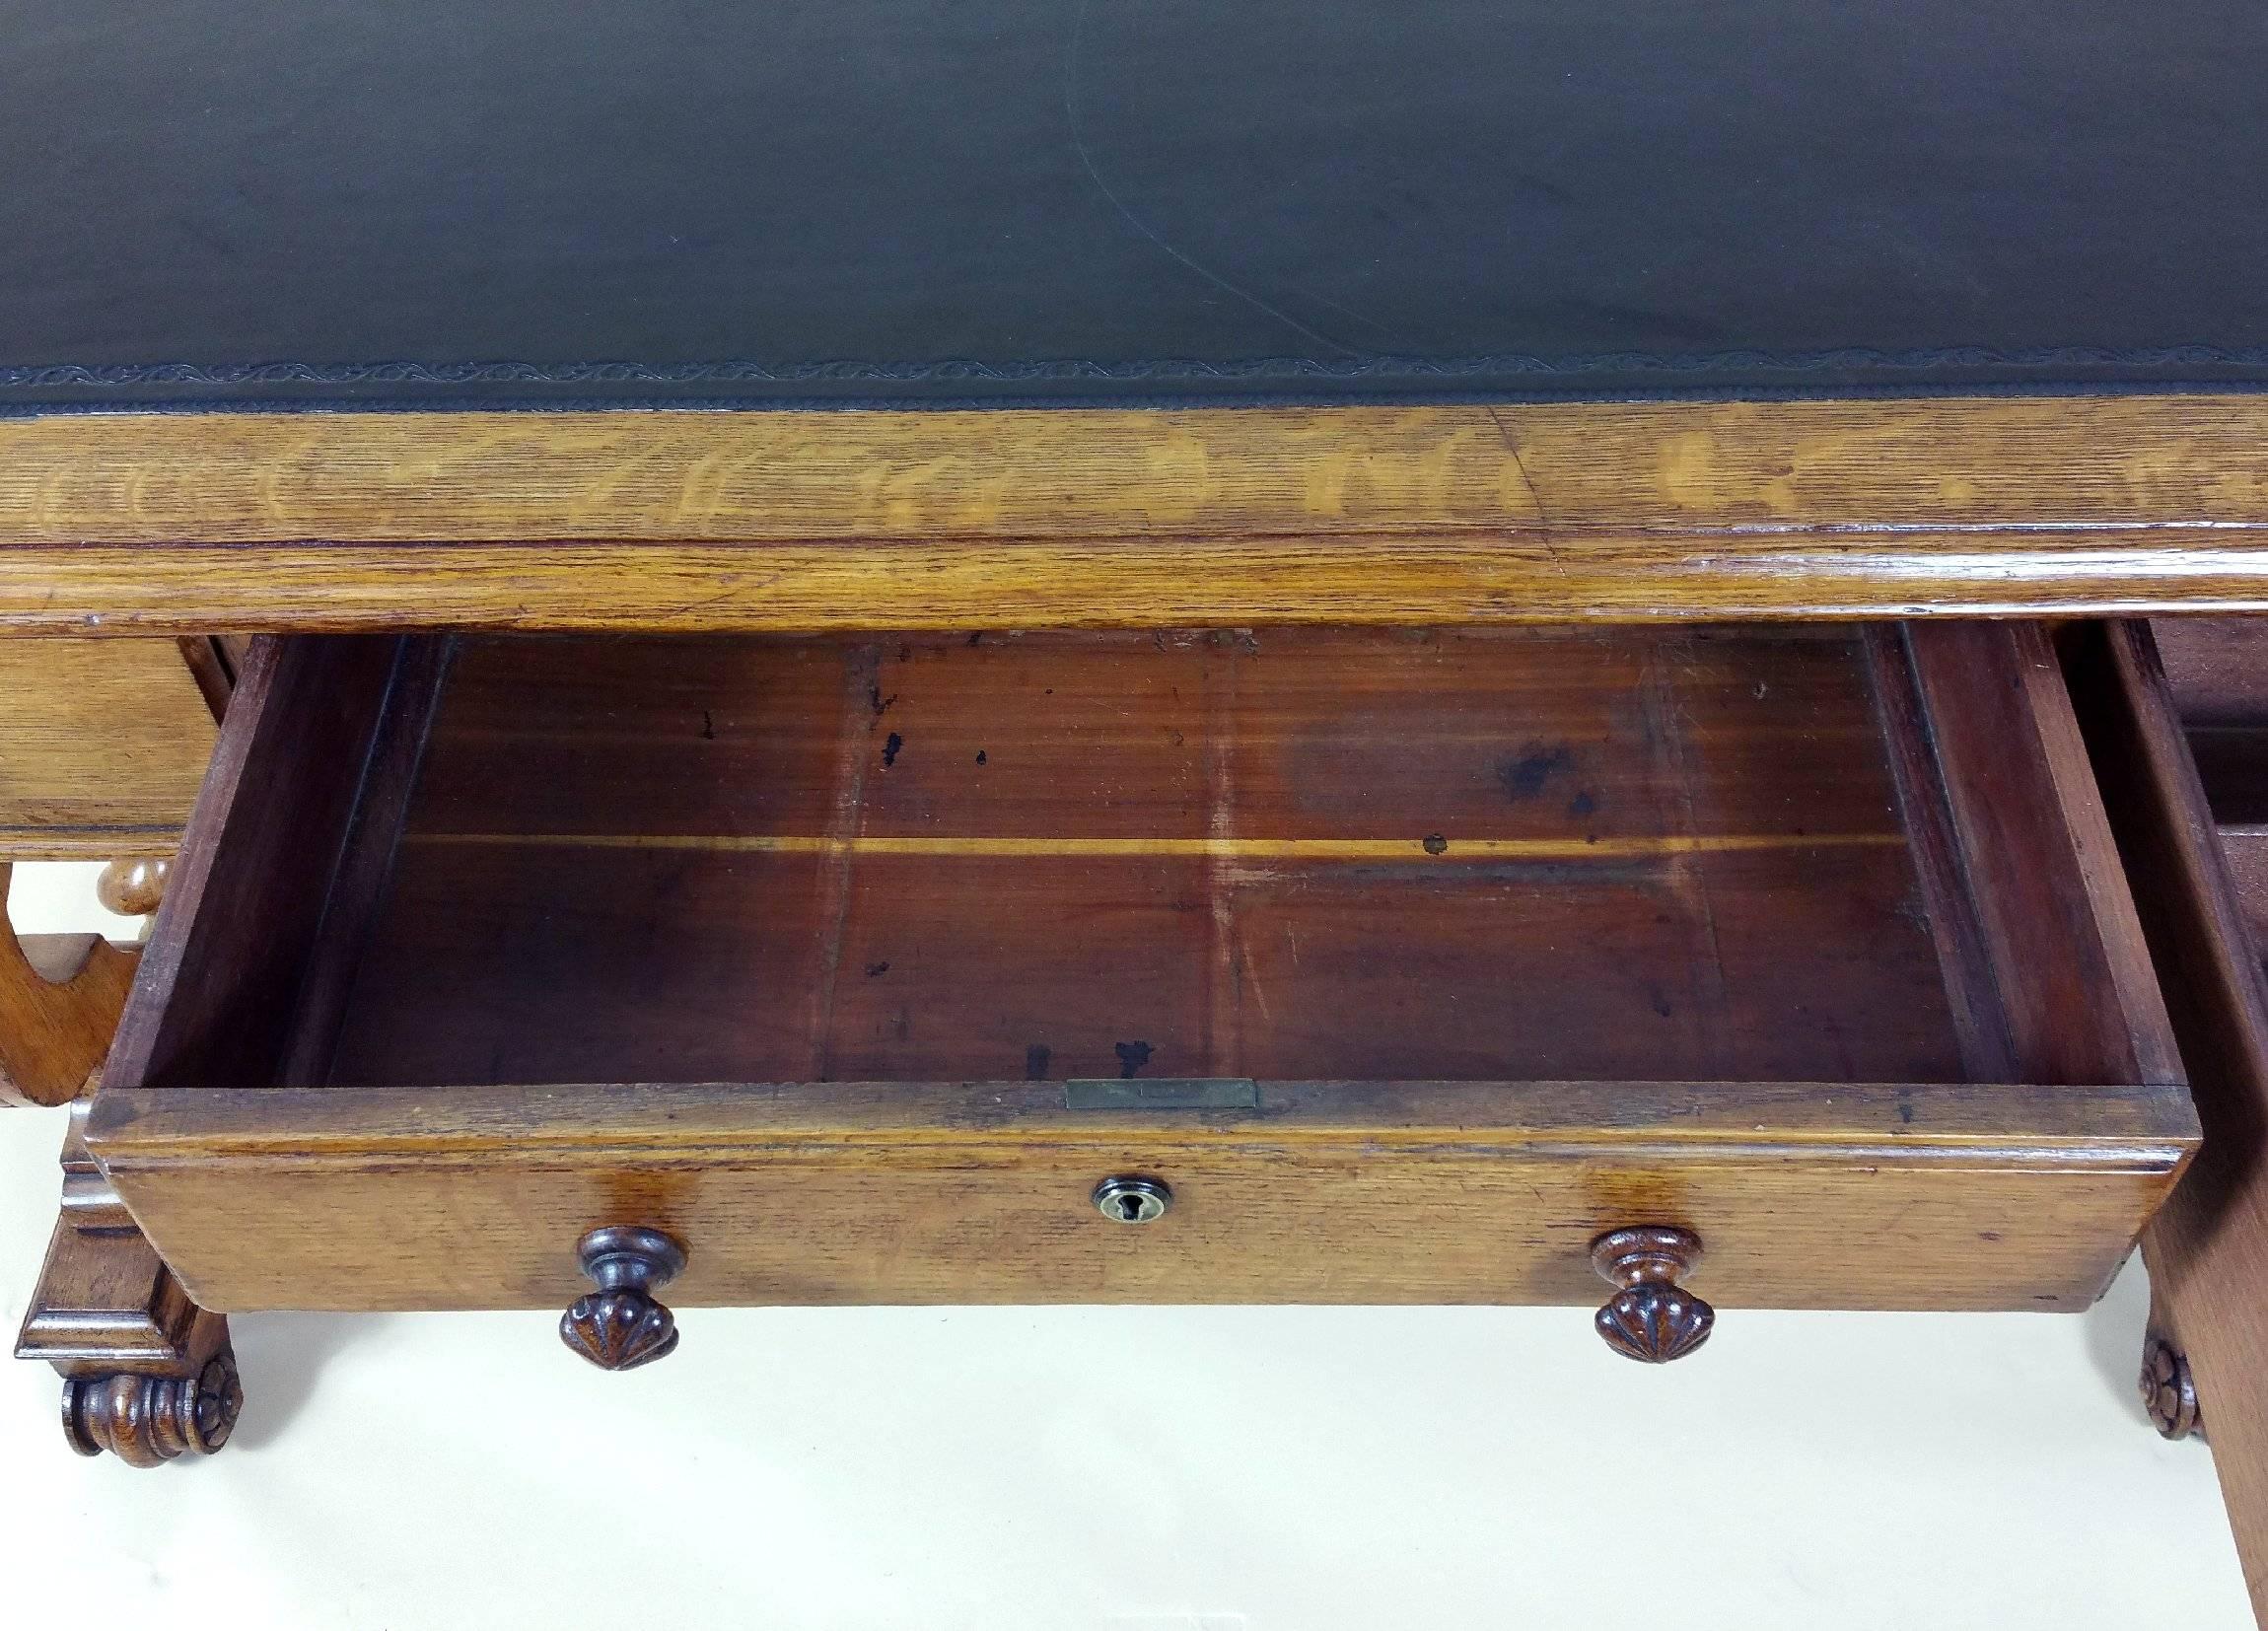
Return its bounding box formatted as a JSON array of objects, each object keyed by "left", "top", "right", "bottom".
[{"left": 1, "top": 0, "right": 2266, "bottom": 1616}]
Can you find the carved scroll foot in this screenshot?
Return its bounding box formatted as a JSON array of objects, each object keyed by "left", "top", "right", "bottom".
[
  {"left": 2140, "top": 1332, "right": 2203, "bottom": 1441},
  {"left": 62, "top": 1348, "right": 242, "bottom": 1466},
  {"left": 18, "top": 1102, "right": 242, "bottom": 1463}
]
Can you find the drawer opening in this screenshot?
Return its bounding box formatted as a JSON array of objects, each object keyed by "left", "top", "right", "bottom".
[{"left": 109, "top": 622, "right": 2182, "bottom": 1100}]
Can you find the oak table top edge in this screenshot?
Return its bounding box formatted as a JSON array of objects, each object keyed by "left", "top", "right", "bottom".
[{"left": 1, "top": 397, "right": 2266, "bottom": 629}]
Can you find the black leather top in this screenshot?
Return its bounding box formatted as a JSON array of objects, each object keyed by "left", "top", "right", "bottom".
[{"left": 6, "top": 0, "right": 2266, "bottom": 411}]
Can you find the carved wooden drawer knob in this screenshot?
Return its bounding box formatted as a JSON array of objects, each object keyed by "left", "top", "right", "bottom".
[
  {"left": 559, "top": 1226, "right": 687, "bottom": 1371},
  {"left": 1590, "top": 1226, "right": 1714, "bottom": 1363}
]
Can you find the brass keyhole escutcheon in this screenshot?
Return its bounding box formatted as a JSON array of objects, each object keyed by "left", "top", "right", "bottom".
[{"left": 1093, "top": 1175, "right": 1171, "bottom": 1224}]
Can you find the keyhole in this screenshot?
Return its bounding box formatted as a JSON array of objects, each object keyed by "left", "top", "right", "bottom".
[{"left": 1093, "top": 1175, "right": 1170, "bottom": 1223}]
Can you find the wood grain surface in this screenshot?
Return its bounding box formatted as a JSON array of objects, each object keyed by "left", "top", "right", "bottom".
[
  {"left": 0, "top": 638, "right": 217, "bottom": 857},
  {"left": 1905, "top": 622, "right": 2183, "bottom": 1089},
  {"left": 2224, "top": 827, "right": 2268, "bottom": 957},
  {"left": 1, "top": 397, "right": 2267, "bottom": 628},
  {"left": 320, "top": 628, "right": 1965, "bottom": 1089},
  {"left": 103, "top": 634, "right": 406, "bottom": 1098},
  {"left": 86, "top": 1077, "right": 2196, "bottom": 1314}
]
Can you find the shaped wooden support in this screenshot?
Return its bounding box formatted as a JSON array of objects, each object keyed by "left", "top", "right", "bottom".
[
  {"left": 14, "top": 1103, "right": 238, "bottom": 1464},
  {"left": 0, "top": 860, "right": 145, "bottom": 1108}
]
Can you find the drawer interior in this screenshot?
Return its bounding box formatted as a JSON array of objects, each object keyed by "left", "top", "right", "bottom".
[
  {"left": 2152, "top": 617, "right": 2268, "bottom": 964},
  {"left": 349, "top": 626, "right": 1957, "bottom": 1088},
  {"left": 112, "top": 622, "right": 2175, "bottom": 1099}
]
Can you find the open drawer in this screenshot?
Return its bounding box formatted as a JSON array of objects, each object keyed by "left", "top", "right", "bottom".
[
  {"left": 2062, "top": 619, "right": 2268, "bottom": 1585},
  {"left": 83, "top": 623, "right": 2197, "bottom": 1356}
]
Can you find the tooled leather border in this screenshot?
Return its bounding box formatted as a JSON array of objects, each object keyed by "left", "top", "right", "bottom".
[{"left": 8, "top": 342, "right": 2268, "bottom": 391}]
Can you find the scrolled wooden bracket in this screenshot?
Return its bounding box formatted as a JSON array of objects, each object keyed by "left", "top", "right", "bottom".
[
  {"left": 559, "top": 1226, "right": 688, "bottom": 1371},
  {"left": 0, "top": 859, "right": 146, "bottom": 1107},
  {"left": 1591, "top": 1226, "right": 1715, "bottom": 1363}
]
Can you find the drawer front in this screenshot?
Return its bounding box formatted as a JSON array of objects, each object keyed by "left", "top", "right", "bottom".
[
  {"left": 0, "top": 636, "right": 222, "bottom": 860},
  {"left": 88, "top": 1079, "right": 2192, "bottom": 1314}
]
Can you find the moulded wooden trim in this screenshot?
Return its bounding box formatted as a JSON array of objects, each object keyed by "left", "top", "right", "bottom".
[
  {"left": 2, "top": 396, "right": 2267, "bottom": 628},
  {"left": 9, "top": 535, "right": 2268, "bottom": 632},
  {"left": 85, "top": 1078, "right": 2201, "bottom": 1169}
]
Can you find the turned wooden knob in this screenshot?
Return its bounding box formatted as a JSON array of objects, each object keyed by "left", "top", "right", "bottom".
[
  {"left": 559, "top": 1226, "right": 687, "bottom": 1371},
  {"left": 1590, "top": 1226, "right": 1714, "bottom": 1363},
  {"left": 96, "top": 856, "right": 171, "bottom": 918}
]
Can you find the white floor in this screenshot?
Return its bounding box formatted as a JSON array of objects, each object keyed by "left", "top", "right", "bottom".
[{"left": 0, "top": 866, "right": 2252, "bottom": 1628}]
